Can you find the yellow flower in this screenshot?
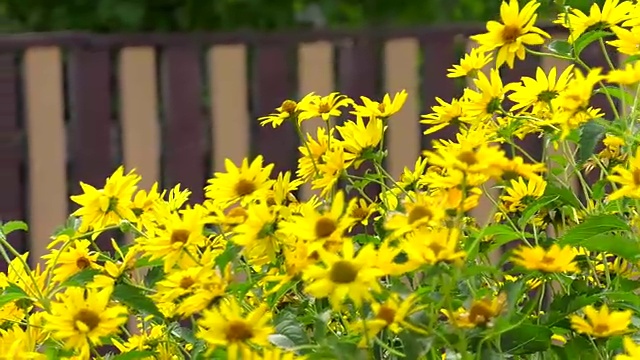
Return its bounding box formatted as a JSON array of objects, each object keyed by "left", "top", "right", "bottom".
[
  {"left": 384, "top": 192, "right": 446, "bottom": 238},
  {"left": 0, "top": 254, "right": 47, "bottom": 304},
  {"left": 403, "top": 227, "right": 466, "bottom": 268},
  {"left": 297, "top": 127, "right": 332, "bottom": 183},
  {"left": 42, "top": 239, "right": 99, "bottom": 283},
  {"left": 241, "top": 347, "right": 307, "bottom": 360},
  {"left": 512, "top": 244, "right": 578, "bottom": 273},
  {"left": 0, "top": 324, "right": 43, "bottom": 359},
  {"left": 311, "top": 144, "right": 350, "bottom": 197},
  {"left": 374, "top": 239, "right": 415, "bottom": 276},
  {"left": 502, "top": 274, "right": 543, "bottom": 290},
  {"left": 500, "top": 176, "right": 547, "bottom": 213},
  {"left": 70, "top": 166, "right": 141, "bottom": 236},
  {"left": 461, "top": 69, "right": 512, "bottom": 121},
  {"left": 616, "top": 336, "right": 640, "bottom": 360},
  {"left": 231, "top": 201, "right": 280, "bottom": 267},
  {"left": 570, "top": 304, "right": 632, "bottom": 338},
  {"left": 607, "top": 60, "right": 640, "bottom": 84},
  {"left": 205, "top": 156, "right": 275, "bottom": 206},
  {"left": 197, "top": 298, "right": 274, "bottom": 360},
  {"left": 608, "top": 147, "right": 640, "bottom": 200},
  {"left": 556, "top": 0, "right": 634, "bottom": 43},
  {"left": 351, "top": 90, "right": 408, "bottom": 118},
  {"left": 129, "top": 182, "right": 163, "bottom": 231},
  {"left": 113, "top": 323, "right": 177, "bottom": 359},
  {"left": 44, "top": 287, "right": 128, "bottom": 359},
  {"left": 442, "top": 293, "right": 506, "bottom": 328},
  {"left": 471, "top": 0, "right": 549, "bottom": 68},
  {"left": 297, "top": 92, "right": 353, "bottom": 122},
  {"left": 447, "top": 47, "right": 493, "bottom": 78},
  {"left": 303, "top": 238, "right": 383, "bottom": 309},
  {"left": 608, "top": 25, "right": 640, "bottom": 55},
  {"left": 420, "top": 97, "right": 466, "bottom": 135},
  {"left": 557, "top": 68, "right": 603, "bottom": 111},
  {"left": 508, "top": 65, "right": 574, "bottom": 114},
  {"left": 346, "top": 197, "right": 377, "bottom": 230},
  {"left": 495, "top": 155, "right": 547, "bottom": 182},
  {"left": 336, "top": 116, "right": 385, "bottom": 168},
  {"left": 425, "top": 141, "right": 508, "bottom": 179},
  {"left": 258, "top": 99, "right": 298, "bottom": 128}
]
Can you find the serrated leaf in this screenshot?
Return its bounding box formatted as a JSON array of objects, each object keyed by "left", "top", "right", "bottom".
[
  {"left": 574, "top": 30, "right": 612, "bottom": 57},
  {"left": 517, "top": 196, "right": 559, "bottom": 228},
  {"left": 2, "top": 221, "right": 28, "bottom": 235},
  {"left": 59, "top": 268, "right": 101, "bottom": 288},
  {"left": 576, "top": 234, "right": 640, "bottom": 261},
  {"left": 547, "top": 39, "right": 572, "bottom": 58},
  {"left": 545, "top": 184, "right": 583, "bottom": 209},
  {"left": 578, "top": 119, "right": 606, "bottom": 164},
  {"left": 0, "top": 284, "right": 29, "bottom": 308},
  {"left": 557, "top": 214, "right": 631, "bottom": 246},
  {"left": 275, "top": 311, "right": 310, "bottom": 346},
  {"left": 112, "top": 283, "right": 163, "bottom": 319}
]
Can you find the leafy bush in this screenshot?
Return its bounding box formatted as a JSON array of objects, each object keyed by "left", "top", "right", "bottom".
[{"left": 3, "top": 0, "right": 640, "bottom": 359}]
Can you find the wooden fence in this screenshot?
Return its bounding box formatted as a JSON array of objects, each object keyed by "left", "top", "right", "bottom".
[{"left": 0, "top": 25, "right": 619, "bottom": 269}]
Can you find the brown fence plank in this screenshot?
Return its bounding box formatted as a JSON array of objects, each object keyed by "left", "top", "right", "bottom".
[
  {"left": 338, "top": 36, "right": 381, "bottom": 200},
  {"left": 421, "top": 31, "right": 461, "bottom": 149},
  {"left": 384, "top": 38, "right": 420, "bottom": 180},
  {"left": 23, "top": 47, "right": 67, "bottom": 267},
  {"left": 161, "top": 46, "right": 207, "bottom": 202},
  {"left": 208, "top": 45, "right": 250, "bottom": 173},
  {"left": 298, "top": 41, "right": 334, "bottom": 200},
  {"left": 252, "top": 42, "right": 297, "bottom": 175},
  {"left": 0, "top": 52, "right": 25, "bottom": 270}
]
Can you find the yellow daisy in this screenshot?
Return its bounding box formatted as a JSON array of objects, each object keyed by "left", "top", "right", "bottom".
[
  {"left": 258, "top": 99, "right": 298, "bottom": 128},
  {"left": 608, "top": 147, "right": 640, "bottom": 200},
  {"left": 570, "top": 304, "right": 632, "bottom": 338},
  {"left": 608, "top": 25, "right": 640, "bottom": 56},
  {"left": 512, "top": 244, "right": 578, "bottom": 273},
  {"left": 42, "top": 239, "right": 100, "bottom": 283},
  {"left": 351, "top": 90, "right": 408, "bottom": 119},
  {"left": 297, "top": 92, "right": 353, "bottom": 122},
  {"left": 336, "top": 116, "right": 385, "bottom": 168},
  {"left": 420, "top": 97, "right": 467, "bottom": 135},
  {"left": 556, "top": 0, "right": 634, "bottom": 43},
  {"left": 447, "top": 47, "right": 493, "bottom": 78},
  {"left": 205, "top": 156, "right": 275, "bottom": 206},
  {"left": 500, "top": 176, "right": 547, "bottom": 213},
  {"left": 508, "top": 65, "right": 574, "bottom": 114},
  {"left": 231, "top": 201, "right": 280, "bottom": 267}
]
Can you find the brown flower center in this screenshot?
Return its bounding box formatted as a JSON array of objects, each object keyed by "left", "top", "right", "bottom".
[
  {"left": 235, "top": 179, "right": 257, "bottom": 197},
  {"left": 74, "top": 309, "right": 101, "bottom": 331},
  {"left": 281, "top": 100, "right": 297, "bottom": 114},
  {"left": 468, "top": 301, "right": 494, "bottom": 325},
  {"left": 376, "top": 305, "right": 396, "bottom": 325},
  {"left": 408, "top": 205, "right": 433, "bottom": 225},
  {"left": 171, "top": 229, "right": 190, "bottom": 244},
  {"left": 428, "top": 242, "right": 446, "bottom": 257},
  {"left": 226, "top": 206, "right": 249, "bottom": 222},
  {"left": 315, "top": 217, "right": 337, "bottom": 238},
  {"left": 76, "top": 257, "right": 91, "bottom": 270},
  {"left": 225, "top": 320, "right": 254, "bottom": 342},
  {"left": 593, "top": 323, "right": 610, "bottom": 335},
  {"left": 633, "top": 169, "right": 640, "bottom": 186},
  {"left": 350, "top": 207, "right": 370, "bottom": 221},
  {"left": 378, "top": 103, "right": 387, "bottom": 113},
  {"left": 501, "top": 25, "right": 522, "bottom": 43},
  {"left": 329, "top": 260, "right": 358, "bottom": 284},
  {"left": 541, "top": 255, "right": 556, "bottom": 265},
  {"left": 180, "top": 276, "right": 195, "bottom": 289},
  {"left": 457, "top": 151, "right": 478, "bottom": 166},
  {"left": 318, "top": 101, "right": 332, "bottom": 113}
]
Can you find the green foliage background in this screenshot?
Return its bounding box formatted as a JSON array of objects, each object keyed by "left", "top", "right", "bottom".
[{"left": 0, "top": 0, "right": 605, "bottom": 33}]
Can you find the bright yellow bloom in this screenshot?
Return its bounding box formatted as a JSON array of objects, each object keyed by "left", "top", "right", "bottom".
[
  {"left": 616, "top": 337, "right": 640, "bottom": 360},
  {"left": 42, "top": 239, "right": 100, "bottom": 283},
  {"left": 608, "top": 25, "right": 640, "bottom": 55},
  {"left": 421, "top": 97, "right": 467, "bottom": 134},
  {"left": 129, "top": 182, "right": 163, "bottom": 231},
  {"left": 0, "top": 324, "right": 43, "bottom": 359},
  {"left": 442, "top": 293, "right": 507, "bottom": 328},
  {"left": 352, "top": 90, "right": 408, "bottom": 118},
  {"left": 113, "top": 323, "right": 179, "bottom": 359},
  {"left": 570, "top": 304, "right": 632, "bottom": 338},
  {"left": 609, "top": 147, "right": 640, "bottom": 200},
  {"left": 508, "top": 65, "right": 574, "bottom": 114},
  {"left": 70, "top": 166, "right": 141, "bottom": 236},
  {"left": 512, "top": 244, "right": 578, "bottom": 273},
  {"left": 403, "top": 227, "right": 466, "bottom": 268},
  {"left": 303, "top": 238, "right": 383, "bottom": 309},
  {"left": 311, "top": 144, "right": 350, "bottom": 197},
  {"left": 447, "top": 47, "right": 493, "bottom": 78},
  {"left": 346, "top": 197, "right": 377, "bottom": 230},
  {"left": 197, "top": 298, "right": 274, "bottom": 360},
  {"left": 461, "top": 69, "right": 512, "bottom": 122},
  {"left": 336, "top": 116, "right": 385, "bottom": 168},
  {"left": 556, "top": 0, "right": 634, "bottom": 42},
  {"left": 425, "top": 141, "right": 508, "bottom": 179},
  {"left": 607, "top": 60, "right": 640, "bottom": 84},
  {"left": 258, "top": 99, "right": 298, "bottom": 128},
  {"left": 297, "top": 127, "right": 332, "bottom": 183},
  {"left": 231, "top": 201, "right": 280, "bottom": 267},
  {"left": 205, "top": 156, "right": 275, "bottom": 206},
  {"left": 297, "top": 92, "right": 353, "bottom": 122},
  {"left": 500, "top": 176, "right": 547, "bottom": 213},
  {"left": 44, "top": 287, "right": 128, "bottom": 359},
  {"left": 471, "top": 0, "right": 550, "bottom": 68},
  {"left": 384, "top": 192, "right": 446, "bottom": 238}
]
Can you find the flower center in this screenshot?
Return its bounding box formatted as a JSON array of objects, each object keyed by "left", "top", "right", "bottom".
[
  {"left": 501, "top": 25, "right": 522, "bottom": 43},
  {"left": 376, "top": 305, "right": 396, "bottom": 325},
  {"left": 107, "top": 197, "right": 119, "bottom": 213},
  {"left": 170, "top": 229, "right": 190, "bottom": 244},
  {"left": 468, "top": 301, "right": 494, "bottom": 325},
  {"left": 329, "top": 260, "right": 358, "bottom": 284},
  {"left": 226, "top": 206, "right": 249, "bottom": 222},
  {"left": 318, "top": 101, "right": 332, "bottom": 113},
  {"left": 281, "top": 100, "right": 297, "bottom": 114},
  {"left": 377, "top": 103, "right": 387, "bottom": 113},
  {"left": 315, "top": 217, "right": 337, "bottom": 238},
  {"left": 541, "top": 255, "right": 556, "bottom": 265},
  {"left": 408, "top": 205, "right": 433, "bottom": 225},
  {"left": 74, "top": 309, "right": 101, "bottom": 331},
  {"left": 225, "top": 320, "right": 254, "bottom": 342},
  {"left": 351, "top": 207, "right": 370, "bottom": 221},
  {"left": 180, "top": 276, "right": 195, "bottom": 289},
  {"left": 633, "top": 169, "right": 640, "bottom": 186},
  {"left": 428, "top": 242, "right": 446, "bottom": 257},
  {"left": 457, "top": 151, "right": 478, "bottom": 166},
  {"left": 538, "top": 90, "right": 558, "bottom": 103},
  {"left": 76, "top": 257, "right": 91, "bottom": 270},
  {"left": 234, "top": 179, "right": 257, "bottom": 197},
  {"left": 593, "top": 323, "right": 610, "bottom": 335}
]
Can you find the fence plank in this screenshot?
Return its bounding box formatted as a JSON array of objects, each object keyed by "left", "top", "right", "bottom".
[
  {"left": 120, "top": 47, "right": 160, "bottom": 193},
  {"left": 161, "top": 47, "right": 207, "bottom": 202},
  {"left": 298, "top": 41, "right": 334, "bottom": 200},
  {"left": 338, "top": 37, "right": 381, "bottom": 200},
  {"left": 253, "top": 43, "right": 298, "bottom": 175},
  {"left": 208, "top": 45, "right": 250, "bottom": 173},
  {"left": 384, "top": 38, "right": 420, "bottom": 180},
  {"left": 0, "top": 52, "right": 25, "bottom": 269},
  {"left": 23, "top": 47, "right": 67, "bottom": 266}
]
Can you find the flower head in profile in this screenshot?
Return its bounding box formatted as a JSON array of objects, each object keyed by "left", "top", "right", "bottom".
[
  {"left": 351, "top": 90, "right": 408, "bottom": 118},
  {"left": 608, "top": 147, "right": 640, "bottom": 200},
  {"left": 556, "top": 0, "right": 634, "bottom": 43},
  {"left": 336, "top": 116, "right": 385, "bottom": 168},
  {"left": 442, "top": 293, "right": 507, "bottom": 328},
  {"left": 606, "top": 60, "right": 640, "bottom": 85},
  {"left": 297, "top": 92, "right": 353, "bottom": 122},
  {"left": 258, "top": 99, "right": 299, "bottom": 128},
  {"left": 461, "top": 69, "right": 514, "bottom": 122},
  {"left": 512, "top": 244, "right": 578, "bottom": 273},
  {"left": 608, "top": 25, "right": 640, "bottom": 56},
  {"left": 447, "top": 47, "right": 493, "bottom": 78},
  {"left": 471, "top": 0, "right": 550, "bottom": 68},
  {"left": 420, "top": 97, "right": 467, "bottom": 135},
  {"left": 570, "top": 304, "right": 632, "bottom": 338}
]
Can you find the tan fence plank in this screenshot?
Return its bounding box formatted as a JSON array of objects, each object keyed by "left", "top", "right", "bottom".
[
  {"left": 298, "top": 41, "right": 334, "bottom": 200},
  {"left": 384, "top": 38, "right": 420, "bottom": 181},
  {"left": 23, "top": 47, "right": 67, "bottom": 266},
  {"left": 208, "top": 45, "right": 250, "bottom": 173},
  {"left": 120, "top": 47, "right": 161, "bottom": 192}
]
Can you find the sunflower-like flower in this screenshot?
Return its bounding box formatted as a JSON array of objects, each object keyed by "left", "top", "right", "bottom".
[
  {"left": 570, "top": 304, "right": 632, "bottom": 338},
  {"left": 556, "top": 0, "right": 634, "bottom": 43},
  {"left": 205, "top": 156, "right": 275, "bottom": 207}
]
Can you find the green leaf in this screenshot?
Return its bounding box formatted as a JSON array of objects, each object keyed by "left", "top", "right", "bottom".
[
  {"left": 398, "top": 332, "right": 433, "bottom": 359},
  {"left": 274, "top": 311, "right": 310, "bottom": 346},
  {"left": 0, "top": 284, "right": 29, "bottom": 308},
  {"left": 574, "top": 30, "right": 612, "bottom": 57},
  {"left": 624, "top": 54, "right": 640, "bottom": 64},
  {"left": 557, "top": 214, "right": 630, "bottom": 246},
  {"left": 111, "top": 351, "right": 155, "bottom": 360},
  {"left": 517, "top": 195, "right": 559, "bottom": 228},
  {"left": 545, "top": 183, "right": 583, "bottom": 209},
  {"left": 2, "top": 221, "right": 28, "bottom": 235},
  {"left": 112, "top": 283, "right": 163, "bottom": 319},
  {"left": 500, "top": 323, "right": 552, "bottom": 354},
  {"left": 352, "top": 233, "right": 380, "bottom": 246},
  {"left": 269, "top": 334, "right": 296, "bottom": 349},
  {"left": 143, "top": 266, "right": 164, "bottom": 288},
  {"left": 547, "top": 39, "right": 572, "bottom": 58},
  {"left": 59, "top": 268, "right": 101, "bottom": 288},
  {"left": 215, "top": 242, "right": 241, "bottom": 270},
  {"left": 578, "top": 119, "right": 606, "bottom": 164},
  {"left": 577, "top": 234, "right": 640, "bottom": 261},
  {"left": 594, "top": 86, "right": 634, "bottom": 107}
]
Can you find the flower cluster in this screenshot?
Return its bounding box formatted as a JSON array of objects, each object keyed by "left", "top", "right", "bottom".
[{"left": 3, "top": 0, "right": 640, "bottom": 359}]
